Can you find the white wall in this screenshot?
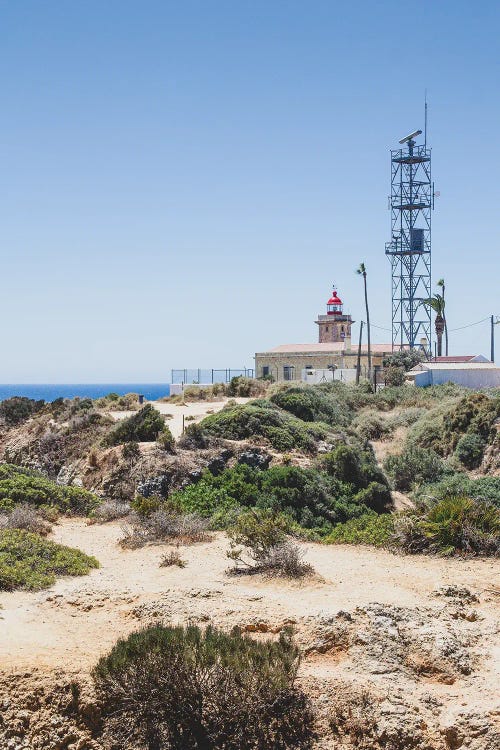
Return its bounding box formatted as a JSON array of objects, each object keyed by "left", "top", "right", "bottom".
[
  {"left": 301, "top": 368, "right": 358, "bottom": 384},
  {"left": 429, "top": 369, "right": 500, "bottom": 388}
]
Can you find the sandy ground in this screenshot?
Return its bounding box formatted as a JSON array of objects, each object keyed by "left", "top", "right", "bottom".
[
  {"left": 109, "top": 397, "right": 250, "bottom": 439},
  {"left": 0, "top": 520, "right": 498, "bottom": 670}
]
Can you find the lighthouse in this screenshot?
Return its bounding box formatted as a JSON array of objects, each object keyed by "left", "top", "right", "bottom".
[{"left": 315, "top": 287, "right": 353, "bottom": 345}]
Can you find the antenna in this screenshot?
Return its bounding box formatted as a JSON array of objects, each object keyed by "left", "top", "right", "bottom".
[
  {"left": 399, "top": 129, "right": 422, "bottom": 145},
  {"left": 424, "top": 90, "right": 428, "bottom": 147}
]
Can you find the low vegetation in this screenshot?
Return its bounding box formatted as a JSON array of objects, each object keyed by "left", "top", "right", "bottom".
[
  {"left": 0, "top": 464, "right": 100, "bottom": 515},
  {"left": 92, "top": 623, "right": 314, "bottom": 749},
  {"left": 393, "top": 497, "right": 500, "bottom": 556},
  {"left": 181, "top": 400, "right": 332, "bottom": 452},
  {"left": 120, "top": 507, "right": 209, "bottom": 548},
  {"left": 169, "top": 447, "right": 391, "bottom": 536},
  {"left": 0, "top": 396, "right": 45, "bottom": 426},
  {"left": 0, "top": 529, "right": 99, "bottom": 590},
  {"left": 384, "top": 445, "right": 447, "bottom": 492},
  {"left": 227, "top": 509, "right": 313, "bottom": 577},
  {"left": 105, "top": 404, "right": 168, "bottom": 446},
  {"left": 94, "top": 392, "right": 141, "bottom": 410},
  {"left": 325, "top": 512, "right": 395, "bottom": 547}
]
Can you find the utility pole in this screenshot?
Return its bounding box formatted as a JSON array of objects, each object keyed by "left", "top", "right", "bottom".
[
  {"left": 356, "top": 321, "right": 364, "bottom": 385},
  {"left": 491, "top": 315, "right": 500, "bottom": 363}
]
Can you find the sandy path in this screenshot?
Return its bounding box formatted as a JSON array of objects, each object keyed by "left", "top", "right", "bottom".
[
  {"left": 1, "top": 519, "right": 498, "bottom": 677},
  {"left": 109, "top": 397, "right": 250, "bottom": 439}
]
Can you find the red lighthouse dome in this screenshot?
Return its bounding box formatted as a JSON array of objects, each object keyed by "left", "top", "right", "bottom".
[{"left": 327, "top": 289, "right": 343, "bottom": 316}]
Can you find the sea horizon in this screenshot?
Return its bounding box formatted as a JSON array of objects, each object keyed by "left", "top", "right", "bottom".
[{"left": 0, "top": 383, "right": 171, "bottom": 402}]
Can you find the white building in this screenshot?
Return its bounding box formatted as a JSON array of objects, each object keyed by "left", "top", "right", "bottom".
[{"left": 408, "top": 361, "right": 500, "bottom": 389}]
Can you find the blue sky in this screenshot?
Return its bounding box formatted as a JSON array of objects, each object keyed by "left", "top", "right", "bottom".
[{"left": 1, "top": 1, "right": 499, "bottom": 381}]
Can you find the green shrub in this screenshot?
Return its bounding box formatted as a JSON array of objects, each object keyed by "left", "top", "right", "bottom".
[
  {"left": 393, "top": 497, "right": 500, "bottom": 556},
  {"left": 320, "top": 444, "right": 391, "bottom": 511},
  {"left": 454, "top": 433, "right": 486, "bottom": 469},
  {"left": 0, "top": 529, "right": 99, "bottom": 590},
  {"left": 0, "top": 396, "right": 45, "bottom": 426},
  {"left": 352, "top": 411, "right": 393, "bottom": 441},
  {"left": 0, "top": 464, "right": 100, "bottom": 515},
  {"left": 106, "top": 404, "right": 165, "bottom": 445},
  {"left": 384, "top": 446, "right": 446, "bottom": 492},
  {"left": 122, "top": 441, "right": 141, "bottom": 460},
  {"left": 409, "top": 392, "right": 500, "bottom": 457},
  {"left": 171, "top": 453, "right": 390, "bottom": 535},
  {"left": 383, "top": 365, "right": 406, "bottom": 387},
  {"left": 270, "top": 386, "right": 351, "bottom": 426},
  {"left": 382, "top": 350, "right": 424, "bottom": 371},
  {"left": 325, "top": 513, "right": 395, "bottom": 547},
  {"left": 194, "top": 400, "right": 330, "bottom": 452},
  {"left": 414, "top": 474, "right": 500, "bottom": 507},
  {"left": 227, "top": 376, "right": 269, "bottom": 398},
  {"left": 93, "top": 623, "right": 313, "bottom": 750},
  {"left": 156, "top": 426, "right": 175, "bottom": 452},
  {"left": 227, "top": 509, "right": 313, "bottom": 577}
]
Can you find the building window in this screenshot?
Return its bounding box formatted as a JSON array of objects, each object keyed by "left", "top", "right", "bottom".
[
  {"left": 262, "top": 366, "right": 270, "bottom": 378},
  {"left": 283, "top": 365, "right": 294, "bottom": 381},
  {"left": 325, "top": 326, "right": 329, "bottom": 332}
]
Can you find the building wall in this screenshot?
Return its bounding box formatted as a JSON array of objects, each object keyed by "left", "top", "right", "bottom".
[
  {"left": 429, "top": 369, "right": 500, "bottom": 389},
  {"left": 316, "top": 315, "right": 352, "bottom": 343},
  {"left": 255, "top": 350, "right": 387, "bottom": 382}
]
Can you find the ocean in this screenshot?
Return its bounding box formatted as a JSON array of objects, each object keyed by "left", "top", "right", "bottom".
[{"left": 0, "top": 383, "right": 170, "bottom": 402}]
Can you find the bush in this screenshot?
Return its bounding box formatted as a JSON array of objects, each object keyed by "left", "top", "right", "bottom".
[
  {"left": 270, "top": 386, "right": 352, "bottom": 426},
  {"left": 0, "top": 504, "right": 51, "bottom": 535},
  {"left": 415, "top": 475, "right": 500, "bottom": 507},
  {"left": 383, "top": 365, "right": 406, "bottom": 387},
  {"left": 454, "top": 433, "right": 486, "bottom": 469},
  {"left": 325, "top": 513, "right": 394, "bottom": 547},
  {"left": 95, "top": 392, "right": 140, "bottom": 410},
  {"left": 160, "top": 549, "right": 187, "bottom": 568},
  {"left": 227, "top": 509, "right": 313, "bottom": 578},
  {"left": 384, "top": 446, "right": 446, "bottom": 492},
  {"left": 106, "top": 405, "right": 165, "bottom": 445},
  {"left": 0, "top": 463, "right": 101, "bottom": 515},
  {"left": 382, "top": 350, "right": 424, "bottom": 371},
  {"left": 156, "top": 426, "right": 175, "bottom": 452},
  {"left": 193, "top": 400, "right": 330, "bottom": 452},
  {"left": 120, "top": 508, "right": 209, "bottom": 548},
  {"left": 171, "top": 448, "right": 391, "bottom": 535},
  {"left": 93, "top": 500, "right": 130, "bottom": 522},
  {"left": 320, "top": 444, "right": 391, "bottom": 512},
  {"left": 227, "top": 376, "right": 269, "bottom": 398},
  {"left": 0, "top": 529, "right": 99, "bottom": 590},
  {"left": 393, "top": 497, "right": 500, "bottom": 556},
  {"left": 352, "top": 411, "right": 393, "bottom": 441},
  {"left": 409, "top": 392, "right": 500, "bottom": 457},
  {"left": 93, "top": 623, "right": 313, "bottom": 750},
  {"left": 0, "top": 396, "right": 45, "bottom": 426},
  {"left": 122, "top": 441, "right": 141, "bottom": 460}
]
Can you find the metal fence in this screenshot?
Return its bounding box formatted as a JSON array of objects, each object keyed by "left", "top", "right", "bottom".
[{"left": 171, "top": 368, "right": 254, "bottom": 385}]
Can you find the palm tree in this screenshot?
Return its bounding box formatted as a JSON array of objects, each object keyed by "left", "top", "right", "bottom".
[
  {"left": 437, "top": 278, "right": 448, "bottom": 356},
  {"left": 421, "top": 293, "right": 446, "bottom": 357},
  {"left": 356, "top": 263, "right": 372, "bottom": 381}
]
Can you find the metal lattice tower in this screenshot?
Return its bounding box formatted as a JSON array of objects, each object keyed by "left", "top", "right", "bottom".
[{"left": 385, "top": 129, "right": 433, "bottom": 352}]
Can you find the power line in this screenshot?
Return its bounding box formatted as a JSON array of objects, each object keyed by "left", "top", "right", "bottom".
[
  {"left": 370, "top": 322, "right": 391, "bottom": 332},
  {"left": 448, "top": 316, "right": 491, "bottom": 333}
]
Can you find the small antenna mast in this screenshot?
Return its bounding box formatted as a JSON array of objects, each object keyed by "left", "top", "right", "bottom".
[{"left": 424, "top": 89, "right": 428, "bottom": 147}]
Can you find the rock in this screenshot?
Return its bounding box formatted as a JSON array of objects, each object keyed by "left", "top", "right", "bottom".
[
  {"left": 206, "top": 450, "right": 232, "bottom": 475},
  {"left": 237, "top": 450, "right": 271, "bottom": 470},
  {"left": 136, "top": 474, "right": 170, "bottom": 498}
]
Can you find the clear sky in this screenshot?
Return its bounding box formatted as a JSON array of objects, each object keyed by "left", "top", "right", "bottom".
[{"left": 1, "top": 0, "right": 499, "bottom": 382}]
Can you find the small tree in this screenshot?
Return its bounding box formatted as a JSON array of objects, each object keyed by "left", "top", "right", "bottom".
[{"left": 437, "top": 278, "right": 449, "bottom": 356}]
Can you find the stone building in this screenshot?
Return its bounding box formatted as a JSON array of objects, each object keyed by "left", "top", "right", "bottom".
[{"left": 255, "top": 287, "right": 394, "bottom": 382}]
